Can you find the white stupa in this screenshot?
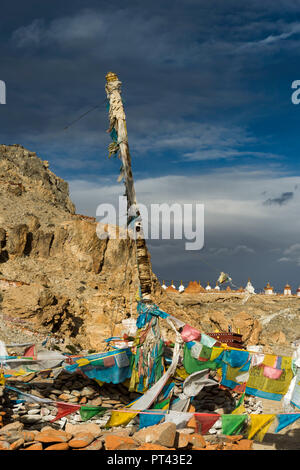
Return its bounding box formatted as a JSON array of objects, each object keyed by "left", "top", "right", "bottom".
[
  {"left": 264, "top": 282, "right": 274, "bottom": 295},
  {"left": 284, "top": 283, "right": 292, "bottom": 296},
  {"left": 161, "top": 280, "right": 167, "bottom": 290},
  {"left": 245, "top": 278, "right": 255, "bottom": 294},
  {"left": 205, "top": 282, "right": 212, "bottom": 291},
  {"left": 170, "top": 280, "right": 176, "bottom": 289},
  {"left": 214, "top": 281, "right": 220, "bottom": 291},
  {"left": 178, "top": 281, "right": 185, "bottom": 293}
]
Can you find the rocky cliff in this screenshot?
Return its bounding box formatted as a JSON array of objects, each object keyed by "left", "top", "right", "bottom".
[
  {"left": 0, "top": 145, "right": 188, "bottom": 351},
  {"left": 0, "top": 144, "right": 299, "bottom": 355}
]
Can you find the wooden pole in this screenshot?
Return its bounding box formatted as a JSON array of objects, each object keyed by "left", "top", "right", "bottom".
[{"left": 105, "top": 72, "right": 152, "bottom": 302}]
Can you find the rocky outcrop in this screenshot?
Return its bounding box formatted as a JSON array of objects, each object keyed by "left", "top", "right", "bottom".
[{"left": 0, "top": 145, "right": 187, "bottom": 350}]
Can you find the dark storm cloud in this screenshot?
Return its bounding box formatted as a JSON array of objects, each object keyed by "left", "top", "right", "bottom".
[
  {"left": 2, "top": 1, "right": 297, "bottom": 176},
  {"left": 263, "top": 191, "right": 294, "bottom": 206}
]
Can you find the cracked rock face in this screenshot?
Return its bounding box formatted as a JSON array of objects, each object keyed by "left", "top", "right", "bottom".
[{"left": 0, "top": 145, "right": 176, "bottom": 350}]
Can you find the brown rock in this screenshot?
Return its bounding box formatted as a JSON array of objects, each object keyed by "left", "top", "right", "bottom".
[
  {"left": 1, "top": 431, "right": 23, "bottom": 444},
  {"left": 134, "top": 422, "right": 176, "bottom": 448},
  {"left": 78, "top": 438, "right": 103, "bottom": 450},
  {"left": 68, "top": 432, "right": 95, "bottom": 449},
  {"left": 234, "top": 311, "right": 262, "bottom": 344},
  {"left": 188, "top": 433, "right": 206, "bottom": 449},
  {"left": 45, "top": 443, "right": 70, "bottom": 450},
  {"left": 176, "top": 432, "right": 190, "bottom": 449},
  {"left": 198, "top": 444, "right": 220, "bottom": 450},
  {"left": 6, "top": 224, "right": 29, "bottom": 258},
  {"left": 24, "top": 442, "right": 43, "bottom": 450},
  {"left": 22, "top": 431, "right": 37, "bottom": 442},
  {"left": 58, "top": 393, "right": 72, "bottom": 401},
  {"left": 270, "top": 331, "right": 287, "bottom": 345},
  {"left": 10, "top": 438, "right": 25, "bottom": 450},
  {"left": 104, "top": 435, "right": 138, "bottom": 451},
  {"left": 187, "top": 416, "right": 197, "bottom": 430},
  {"left": 138, "top": 443, "right": 176, "bottom": 450},
  {"left": 23, "top": 441, "right": 41, "bottom": 448},
  {"left": 89, "top": 397, "right": 103, "bottom": 407},
  {"left": 0, "top": 421, "right": 24, "bottom": 434},
  {"left": 18, "top": 373, "right": 36, "bottom": 383},
  {"left": 235, "top": 439, "right": 253, "bottom": 450},
  {"left": 36, "top": 429, "right": 72, "bottom": 443},
  {"left": 0, "top": 441, "right": 11, "bottom": 450},
  {"left": 207, "top": 311, "right": 228, "bottom": 331},
  {"left": 225, "top": 434, "right": 244, "bottom": 443},
  {"left": 65, "top": 423, "right": 102, "bottom": 438}
]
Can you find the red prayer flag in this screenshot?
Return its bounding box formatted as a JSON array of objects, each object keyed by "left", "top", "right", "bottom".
[
  {"left": 50, "top": 402, "right": 81, "bottom": 422},
  {"left": 194, "top": 413, "right": 220, "bottom": 434},
  {"left": 181, "top": 324, "right": 201, "bottom": 343},
  {"left": 233, "top": 383, "right": 247, "bottom": 393},
  {"left": 24, "top": 345, "right": 36, "bottom": 358}
]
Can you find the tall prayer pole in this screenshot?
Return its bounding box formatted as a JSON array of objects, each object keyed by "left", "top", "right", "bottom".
[{"left": 105, "top": 72, "right": 152, "bottom": 302}]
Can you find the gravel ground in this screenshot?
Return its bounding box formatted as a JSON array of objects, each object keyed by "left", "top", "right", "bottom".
[{"left": 0, "top": 313, "right": 51, "bottom": 350}]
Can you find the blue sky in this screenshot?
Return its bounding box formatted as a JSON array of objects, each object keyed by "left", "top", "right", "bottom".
[{"left": 1, "top": 1, "right": 300, "bottom": 291}]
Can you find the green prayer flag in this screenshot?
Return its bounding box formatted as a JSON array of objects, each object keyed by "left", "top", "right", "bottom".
[
  {"left": 199, "top": 345, "right": 212, "bottom": 360},
  {"left": 221, "top": 414, "right": 247, "bottom": 435},
  {"left": 89, "top": 358, "right": 105, "bottom": 367},
  {"left": 236, "top": 392, "right": 245, "bottom": 408},
  {"left": 153, "top": 398, "right": 170, "bottom": 410},
  {"left": 183, "top": 344, "right": 218, "bottom": 375},
  {"left": 79, "top": 406, "right": 107, "bottom": 422}
]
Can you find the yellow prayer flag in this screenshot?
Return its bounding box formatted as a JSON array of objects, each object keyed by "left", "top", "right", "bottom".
[
  {"left": 280, "top": 356, "right": 292, "bottom": 369},
  {"left": 263, "top": 355, "right": 277, "bottom": 367},
  {"left": 211, "top": 347, "right": 224, "bottom": 361},
  {"left": 13, "top": 368, "right": 28, "bottom": 376},
  {"left": 247, "top": 414, "right": 276, "bottom": 442},
  {"left": 175, "top": 367, "right": 189, "bottom": 380},
  {"left": 76, "top": 358, "right": 90, "bottom": 367},
  {"left": 231, "top": 404, "right": 247, "bottom": 415},
  {"left": 105, "top": 410, "right": 138, "bottom": 428},
  {"left": 0, "top": 371, "right": 5, "bottom": 386}
]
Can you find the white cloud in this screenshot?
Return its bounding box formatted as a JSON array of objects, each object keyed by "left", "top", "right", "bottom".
[
  {"left": 12, "top": 10, "right": 107, "bottom": 48},
  {"left": 69, "top": 166, "right": 300, "bottom": 240},
  {"left": 129, "top": 120, "right": 280, "bottom": 163},
  {"left": 277, "top": 244, "right": 300, "bottom": 265}
]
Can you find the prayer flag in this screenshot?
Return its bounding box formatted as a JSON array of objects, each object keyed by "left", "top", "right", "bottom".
[
  {"left": 221, "top": 414, "right": 247, "bottom": 435},
  {"left": 275, "top": 413, "right": 300, "bottom": 433},
  {"left": 247, "top": 414, "right": 276, "bottom": 442},
  {"left": 50, "top": 402, "right": 81, "bottom": 422}
]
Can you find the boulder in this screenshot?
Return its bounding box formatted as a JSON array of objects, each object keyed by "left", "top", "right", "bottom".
[
  {"left": 133, "top": 422, "right": 176, "bottom": 448},
  {"left": 104, "top": 435, "right": 138, "bottom": 451},
  {"left": 68, "top": 432, "right": 95, "bottom": 448}
]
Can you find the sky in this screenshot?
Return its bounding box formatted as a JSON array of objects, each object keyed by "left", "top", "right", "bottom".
[{"left": 1, "top": 0, "right": 300, "bottom": 291}]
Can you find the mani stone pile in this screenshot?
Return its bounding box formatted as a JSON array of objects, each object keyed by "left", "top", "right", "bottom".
[
  {"left": 1, "top": 369, "right": 140, "bottom": 429},
  {"left": 0, "top": 366, "right": 262, "bottom": 450},
  {"left": 0, "top": 419, "right": 254, "bottom": 451}
]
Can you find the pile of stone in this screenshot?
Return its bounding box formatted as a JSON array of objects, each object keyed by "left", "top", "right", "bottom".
[
  {"left": 0, "top": 343, "right": 265, "bottom": 451},
  {"left": 0, "top": 364, "right": 264, "bottom": 447},
  {"left": 1, "top": 370, "right": 139, "bottom": 430},
  {"left": 243, "top": 395, "right": 263, "bottom": 414},
  {"left": 192, "top": 385, "right": 236, "bottom": 414},
  {"left": 0, "top": 420, "right": 254, "bottom": 451}
]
